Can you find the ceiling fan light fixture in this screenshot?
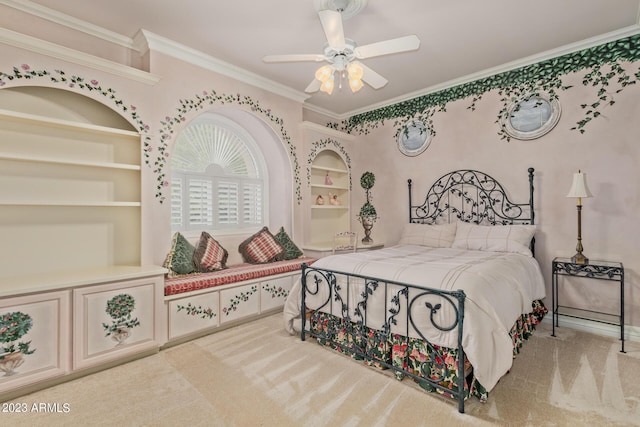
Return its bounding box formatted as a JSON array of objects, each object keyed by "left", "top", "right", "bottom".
[
  {"left": 315, "top": 65, "right": 334, "bottom": 83},
  {"left": 349, "top": 77, "right": 364, "bottom": 92},
  {"left": 347, "top": 62, "right": 363, "bottom": 80},
  {"left": 320, "top": 75, "right": 335, "bottom": 94}
]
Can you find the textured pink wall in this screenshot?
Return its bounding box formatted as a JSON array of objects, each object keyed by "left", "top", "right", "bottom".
[{"left": 348, "top": 70, "right": 640, "bottom": 327}]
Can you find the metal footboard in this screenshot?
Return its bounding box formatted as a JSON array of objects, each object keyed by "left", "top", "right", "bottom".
[{"left": 300, "top": 263, "right": 468, "bottom": 413}]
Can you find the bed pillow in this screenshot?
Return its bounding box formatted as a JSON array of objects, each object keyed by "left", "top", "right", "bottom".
[
  {"left": 451, "top": 222, "right": 535, "bottom": 256},
  {"left": 193, "top": 231, "right": 229, "bottom": 272},
  {"left": 238, "top": 227, "right": 286, "bottom": 264},
  {"left": 163, "top": 232, "right": 197, "bottom": 276},
  {"left": 397, "top": 222, "right": 457, "bottom": 248},
  {"left": 273, "top": 227, "right": 303, "bottom": 260}
]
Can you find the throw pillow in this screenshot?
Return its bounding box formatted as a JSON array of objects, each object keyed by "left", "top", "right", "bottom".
[
  {"left": 451, "top": 222, "right": 535, "bottom": 256},
  {"left": 274, "top": 227, "right": 303, "bottom": 260},
  {"left": 238, "top": 227, "right": 285, "bottom": 264},
  {"left": 163, "top": 232, "right": 197, "bottom": 276},
  {"left": 193, "top": 231, "right": 229, "bottom": 272},
  {"left": 397, "top": 222, "right": 457, "bottom": 248}
]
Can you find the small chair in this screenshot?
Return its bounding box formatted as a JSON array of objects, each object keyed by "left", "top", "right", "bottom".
[{"left": 332, "top": 231, "right": 358, "bottom": 254}]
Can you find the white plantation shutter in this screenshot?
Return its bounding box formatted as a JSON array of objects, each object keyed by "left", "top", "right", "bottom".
[
  {"left": 217, "top": 181, "right": 239, "bottom": 226},
  {"left": 170, "top": 114, "right": 267, "bottom": 233},
  {"left": 243, "top": 182, "right": 262, "bottom": 225},
  {"left": 170, "top": 179, "right": 183, "bottom": 228},
  {"left": 188, "top": 178, "right": 214, "bottom": 227}
]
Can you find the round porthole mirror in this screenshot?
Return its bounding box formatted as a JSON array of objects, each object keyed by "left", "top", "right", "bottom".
[
  {"left": 397, "top": 120, "right": 432, "bottom": 156},
  {"left": 502, "top": 95, "right": 561, "bottom": 140}
]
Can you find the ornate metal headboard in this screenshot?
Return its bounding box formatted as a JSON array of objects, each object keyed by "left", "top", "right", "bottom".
[{"left": 408, "top": 168, "right": 535, "bottom": 252}]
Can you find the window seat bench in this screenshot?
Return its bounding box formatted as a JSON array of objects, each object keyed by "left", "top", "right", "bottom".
[{"left": 163, "top": 257, "right": 316, "bottom": 345}]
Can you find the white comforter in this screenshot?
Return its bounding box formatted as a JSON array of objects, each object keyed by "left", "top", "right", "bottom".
[{"left": 284, "top": 245, "right": 546, "bottom": 391}]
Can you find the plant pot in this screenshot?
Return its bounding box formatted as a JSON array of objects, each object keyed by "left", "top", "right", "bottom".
[
  {"left": 0, "top": 351, "right": 24, "bottom": 376},
  {"left": 110, "top": 328, "right": 131, "bottom": 345},
  {"left": 359, "top": 216, "right": 375, "bottom": 244}
]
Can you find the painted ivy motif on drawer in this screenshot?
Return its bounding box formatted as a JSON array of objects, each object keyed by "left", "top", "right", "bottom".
[
  {"left": 222, "top": 285, "right": 258, "bottom": 316},
  {"left": 177, "top": 303, "right": 217, "bottom": 319},
  {"left": 263, "top": 284, "right": 289, "bottom": 300},
  {"left": 0, "top": 311, "right": 36, "bottom": 376},
  {"left": 102, "top": 294, "right": 140, "bottom": 346}
]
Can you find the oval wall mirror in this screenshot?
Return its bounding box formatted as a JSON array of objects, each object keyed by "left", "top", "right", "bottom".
[
  {"left": 502, "top": 95, "right": 561, "bottom": 140},
  {"left": 398, "top": 120, "right": 432, "bottom": 156}
]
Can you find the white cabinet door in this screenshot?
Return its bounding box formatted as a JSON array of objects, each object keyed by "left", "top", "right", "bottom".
[
  {"left": 219, "top": 283, "right": 260, "bottom": 324},
  {"left": 260, "top": 276, "right": 293, "bottom": 312},
  {"left": 0, "top": 291, "right": 70, "bottom": 393},
  {"left": 168, "top": 292, "right": 220, "bottom": 341},
  {"left": 73, "top": 276, "right": 163, "bottom": 370}
]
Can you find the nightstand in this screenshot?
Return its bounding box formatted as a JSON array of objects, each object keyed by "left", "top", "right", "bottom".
[{"left": 551, "top": 257, "right": 625, "bottom": 352}]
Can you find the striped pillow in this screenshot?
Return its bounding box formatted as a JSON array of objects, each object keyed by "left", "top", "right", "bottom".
[
  {"left": 193, "top": 232, "right": 228, "bottom": 272},
  {"left": 238, "top": 227, "right": 285, "bottom": 264},
  {"left": 451, "top": 222, "right": 536, "bottom": 256}
]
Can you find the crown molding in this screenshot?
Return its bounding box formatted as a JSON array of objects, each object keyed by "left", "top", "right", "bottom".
[
  {"left": 0, "top": 28, "right": 161, "bottom": 85},
  {"left": 0, "top": 0, "right": 135, "bottom": 49},
  {"left": 336, "top": 24, "right": 640, "bottom": 121},
  {"left": 300, "top": 120, "right": 355, "bottom": 140},
  {"left": 137, "top": 30, "right": 310, "bottom": 104}
]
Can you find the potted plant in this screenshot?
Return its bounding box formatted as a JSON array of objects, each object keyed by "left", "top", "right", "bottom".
[
  {"left": 0, "top": 311, "right": 36, "bottom": 376},
  {"left": 358, "top": 171, "right": 378, "bottom": 243},
  {"left": 102, "top": 294, "right": 141, "bottom": 345}
]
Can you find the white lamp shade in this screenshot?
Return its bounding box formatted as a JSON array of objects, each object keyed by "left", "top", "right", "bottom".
[{"left": 566, "top": 171, "right": 593, "bottom": 198}]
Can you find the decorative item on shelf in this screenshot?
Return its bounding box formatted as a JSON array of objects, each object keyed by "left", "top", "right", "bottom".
[
  {"left": 329, "top": 192, "right": 341, "bottom": 205},
  {"left": 325, "top": 172, "right": 333, "bottom": 186},
  {"left": 566, "top": 170, "right": 593, "bottom": 264},
  {"left": 357, "top": 171, "right": 378, "bottom": 244},
  {"left": 316, "top": 195, "right": 325, "bottom": 205},
  {"left": 0, "top": 311, "right": 36, "bottom": 376},
  {"left": 102, "top": 294, "right": 140, "bottom": 346}
]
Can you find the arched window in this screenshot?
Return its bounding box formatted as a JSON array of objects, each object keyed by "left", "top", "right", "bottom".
[{"left": 170, "top": 113, "right": 268, "bottom": 234}]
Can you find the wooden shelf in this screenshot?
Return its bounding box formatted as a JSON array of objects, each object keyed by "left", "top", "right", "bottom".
[
  {"left": 311, "top": 184, "right": 349, "bottom": 190},
  {"left": 0, "top": 109, "right": 140, "bottom": 139},
  {"left": 0, "top": 201, "right": 141, "bottom": 207},
  {"left": 310, "top": 165, "right": 348, "bottom": 174},
  {"left": 0, "top": 152, "right": 141, "bottom": 170},
  {"left": 311, "top": 205, "right": 348, "bottom": 210}
]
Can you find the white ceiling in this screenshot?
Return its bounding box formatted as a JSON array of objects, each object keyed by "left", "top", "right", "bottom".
[{"left": 23, "top": 0, "right": 640, "bottom": 118}]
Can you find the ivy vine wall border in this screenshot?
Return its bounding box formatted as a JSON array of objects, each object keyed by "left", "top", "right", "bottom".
[
  {"left": 157, "top": 91, "right": 301, "bottom": 203},
  {"left": 328, "top": 34, "right": 640, "bottom": 142},
  {"left": 307, "top": 138, "right": 352, "bottom": 190}
]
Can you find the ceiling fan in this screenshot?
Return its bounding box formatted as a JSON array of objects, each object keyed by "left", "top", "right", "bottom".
[{"left": 262, "top": 6, "right": 420, "bottom": 94}]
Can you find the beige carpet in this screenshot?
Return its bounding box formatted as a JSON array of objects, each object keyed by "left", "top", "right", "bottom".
[{"left": 2, "top": 314, "right": 639, "bottom": 426}]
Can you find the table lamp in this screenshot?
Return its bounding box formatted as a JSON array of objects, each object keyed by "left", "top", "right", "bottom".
[{"left": 566, "top": 170, "right": 593, "bottom": 264}]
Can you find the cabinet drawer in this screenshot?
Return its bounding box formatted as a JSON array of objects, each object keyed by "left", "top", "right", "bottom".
[
  {"left": 260, "top": 275, "right": 293, "bottom": 311},
  {"left": 73, "top": 276, "right": 162, "bottom": 370},
  {"left": 168, "top": 292, "right": 219, "bottom": 341},
  {"left": 0, "top": 291, "right": 70, "bottom": 393},
  {"left": 219, "top": 283, "right": 260, "bottom": 324}
]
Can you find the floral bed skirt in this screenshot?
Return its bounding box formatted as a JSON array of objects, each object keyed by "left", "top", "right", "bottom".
[{"left": 310, "top": 300, "right": 547, "bottom": 402}]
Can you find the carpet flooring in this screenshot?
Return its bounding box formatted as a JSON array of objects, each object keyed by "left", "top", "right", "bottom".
[{"left": 2, "top": 313, "right": 639, "bottom": 426}]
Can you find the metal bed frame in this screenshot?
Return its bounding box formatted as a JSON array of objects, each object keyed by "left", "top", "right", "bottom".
[{"left": 300, "top": 168, "right": 535, "bottom": 413}]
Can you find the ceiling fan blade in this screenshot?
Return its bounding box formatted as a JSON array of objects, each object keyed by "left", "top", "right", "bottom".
[
  {"left": 355, "top": 61, "right": 388, "bottom": 89},
  {"left": 318, "top": 9, "right": 346, "bottom": 48},
  {"left": 263, "top": 54, "right": 326, "bottom": 63},
  {"left": 305, "top": 78, "right": 322, "bottom": 93},
  {"left": 354, "top": 35, "right": 420, "bottom": 59}
]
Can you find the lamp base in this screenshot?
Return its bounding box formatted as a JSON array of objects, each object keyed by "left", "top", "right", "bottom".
[{"left": 571, "top": 252, "right": 589, "bottom": 265}]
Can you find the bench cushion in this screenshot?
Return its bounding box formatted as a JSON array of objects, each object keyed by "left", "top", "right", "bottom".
[{"left": 164, "top": 257, "right": 317, "bottom": 296}]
